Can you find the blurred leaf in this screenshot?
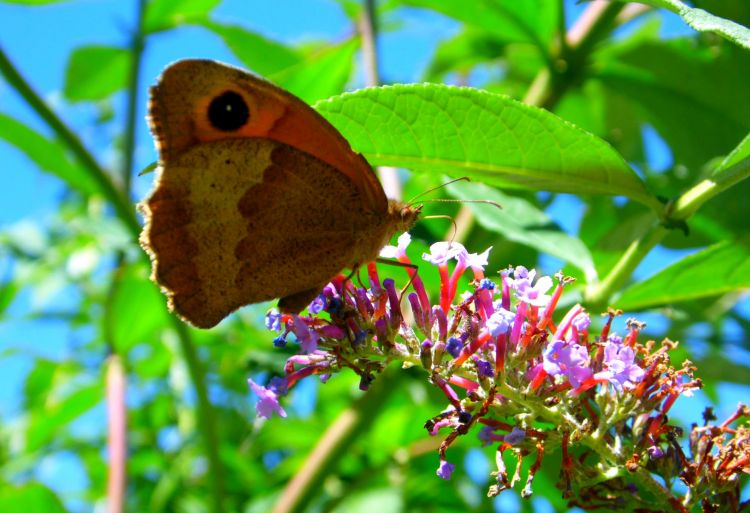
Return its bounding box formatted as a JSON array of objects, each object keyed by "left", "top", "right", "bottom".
[
  {"left": 23, "top": 358, "right": 56, "bottom": 411},
  {"left": 272, "top": 39, "right": 358, "bottom": 104},
  {"left": 616, "top": 239, "right": 750, "bottom": 310},
  {"left": 712, "top": 131, "right": 750, "bottom": 177},
  {"left": 27, "top": 383, "right": 102, "bottom": 451},
  {"left": 0, "top": 279, "right": 18, "bottom": 316},
  {"left": 144, "top": 0, "right": 220, "bottom": 33},
  {"left": 448, "top": 181, "right": 596, "bottom": 280},
  {"left": 403, "top": 0, "right": 557, "bottom": 52},
  {"left": 315, "top": 84, "right": 658, "bottom": 208},
  {"left": 200, "top": 21, "right": 302, "bottom": 76},
  {"left": 0, "top": 113, "right": 99, "bottom": 195},
  {"left": 108, "top": 263, "right": 170, "bottom": 353},
  {"left": 424, "top": 28, "right": 505, "bottom": 81},
  {"left": 63, "top": 45, "right": 131, "bottom": 102},
  {"left": 0, "top": 483, "right": 68, "bottom": 513},
  {"left": 595, "top": 38, "right": 750, "bottom": 170},
  {"left": 635, "top": 0, "right": 750, "bottom": 49}
]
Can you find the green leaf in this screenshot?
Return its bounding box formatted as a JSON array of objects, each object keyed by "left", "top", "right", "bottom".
[
  {"left": 0, "top": 484, "right": 69, "bottom": 513},
  {"left": 635, "top": 0, "right": 750, "bottom": 50},
  {"left": 0, "top": 113, "right": 99, "bottom": 195},
  {"left": 424, "top": 28, "right": 506, "bottom": 81},
  {"left": 272, "top": 39, "right": 358, "bottom": 104},
  {"left": 64, "top": 45, "right": 131, "bottom": 102},
  {"left": 615, "top": 239, "right": 750, "bottom": 310},
  {"left": 713, "top": 131, "right": 750, "bottom": 177},
  {"left": 201, "top": 21, "right": 302, "bottom": 76},
  {"left": 27, "top": 383, "right": 102, "bottom": 451},
  {"left": 447, "top": 181, "right": 597, "bottom": 280},
  {"left": 595, "top": 39, "right": 750, "bottom": 170},
  {"left": 108, "top": 263, "right": 170, "bottom": 353},
  {"left": 403, "top": 0, "right": 557, "bottom": 53},
  {"left": 314, "top": 84, "right": 658, "bottom": 208},
  {"left": 144, "top": 0, "right": 220, "bottom": 33}
]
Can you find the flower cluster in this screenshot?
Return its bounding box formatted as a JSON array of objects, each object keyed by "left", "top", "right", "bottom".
[{"left": 249, "top": 235, "right": 749, "bottom": 511}]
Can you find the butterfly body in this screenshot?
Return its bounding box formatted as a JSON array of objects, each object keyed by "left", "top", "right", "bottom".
[{"left": 140, "top": 60, "right": 419, "bottom": 328}]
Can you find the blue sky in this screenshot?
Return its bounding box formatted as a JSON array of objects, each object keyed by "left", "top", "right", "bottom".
[{"left": 1, "top": 0, "right": 748, "bottom": 509}]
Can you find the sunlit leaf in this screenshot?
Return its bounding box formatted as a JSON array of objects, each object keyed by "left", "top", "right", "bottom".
[
  {"left": 144, "top": 0, "right": 220, "bottom": 33},
  {"left": 64, "top": 45, "right": 131, "bottom": 102},
  {"left": 26, "top": 383, "right": 102, "bottom": 451},
  {"left": 0, "top": 483, "right": 69, "bottom": 513},
  {"left": 616, "top": 239, "right": 750, "bottom": 310},
  {"left": 0, "top": 113, "right": 99, "bottom": 195},
  {"left": 272, "top": 39, "right": 359, "bottom": 104},
  {"left": 315, "top": 84, "right": 658, "bottom": 208},
  {"left": 201, "top": 21, "right": 302, "bottom": 76}
]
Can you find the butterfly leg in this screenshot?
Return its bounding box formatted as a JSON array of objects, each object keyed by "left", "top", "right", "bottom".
[{"left": 374, "top": 257, "right": 420, "bottom": 303}]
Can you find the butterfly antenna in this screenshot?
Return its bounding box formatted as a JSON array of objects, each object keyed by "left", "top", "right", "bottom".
[
  {"left": 414, "top": 198, "right": 503, "bottom": 210},
  {"left": 422, "top": 214, "right": 459, "bottom": 246},
  {"left": 406, "top": 177, "right": 471, "bottom": 204}
]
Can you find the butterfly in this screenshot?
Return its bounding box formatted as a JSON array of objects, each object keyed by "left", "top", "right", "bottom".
[{"left": 139, "top": 59, "right": 420, "bottom": 328}]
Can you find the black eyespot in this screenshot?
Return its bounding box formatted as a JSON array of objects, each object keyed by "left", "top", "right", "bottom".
[{"left": 207, "top": 91, "right": 249, "bottom": 131}]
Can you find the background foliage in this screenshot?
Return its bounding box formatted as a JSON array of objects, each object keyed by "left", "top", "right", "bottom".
[{"left": 1, "top": 0, "right": 749, "bottom": 512}]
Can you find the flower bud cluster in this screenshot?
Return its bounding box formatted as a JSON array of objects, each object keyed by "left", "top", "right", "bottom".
[{"left": 250, "top": 235, "right": 748, "bottom": 511}]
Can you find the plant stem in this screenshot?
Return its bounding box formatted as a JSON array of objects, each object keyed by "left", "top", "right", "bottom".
[
  {"left": 0, "top": 46, "right": 141, "bottom": 237},
  {"left": 121, "top": 0, "right": 147, "bottom": 193},
  {"left": 106, "top": 355, "right": 127, "bottom": 513},
  {"left": 272, "top": 367, "right": 403, "bottom": 513},
  {"left": 358, "top": 0, "right": 401, "bottom": 201},
  {"left": 173, "top": 320, "right": 226, "bottom": 513}
]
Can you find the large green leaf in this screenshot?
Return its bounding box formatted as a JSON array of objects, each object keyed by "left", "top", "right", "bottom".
[
  {"left": 448, "top": 181, "right": 597, "bottom": 280},
  {"left": 201, "top": 21, "right": 302, "bottom": 76},
  {"left": 0, "top": 484, "right": 69, "bottom": 513},
  {"left": 713, "top": 131, "right": 750, "bottom": 178},
  {"left": 63, "top": 45, "right": 130, "bottom": 102},
  {"left": 314, "top": 84, "right": 658, "bottom": 208},
  {"left": 144, "top": 0, "right": 220, "bottom": 33},
  {"left": 272, "top": 39, "right": 358, "bottom": 104},
  {"left": 0, "top": 113, "right": 99, "bottom": 195},
  {"left": 615, "top": 239, "right": 750, "bottom": 310}
]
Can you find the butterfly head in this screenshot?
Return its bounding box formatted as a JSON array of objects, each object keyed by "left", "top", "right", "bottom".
[{"left": 389, "top": 200, "right": 422, "bottom": 234}]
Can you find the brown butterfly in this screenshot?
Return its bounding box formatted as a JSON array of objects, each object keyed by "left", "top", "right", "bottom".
[{"left": 139, "top": 59, "right": 420, "bottom": 329}]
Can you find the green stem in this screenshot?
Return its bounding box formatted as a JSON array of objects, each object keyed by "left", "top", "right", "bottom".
[
  {"left": 0, "top": 46, "right": 141, "bottom": 238},
  {"left": 174, "top": 321, "right": 226, "bottom": 513},
  {"left": 121, "top": 0, "right": 147, "bottom": 193},
  {"left": 585, "top": 220, "right": 667, "bottom": 309},
  {"left": 272, "top": 367, "right": 402, "bottom": 513}
]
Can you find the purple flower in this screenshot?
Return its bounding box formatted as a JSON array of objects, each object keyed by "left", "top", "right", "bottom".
[
  {"left": 265, "top": 309, "right": 281, "bottom": 331},
  {"left": 505, "top": 427, "right": 526, "bottom": 446},
  {"left": 460, "top": 246, "right": 492, "bottom": 272},
  {"left": 379, "top": 232, "right": 412, "bottom": 259},
  {"left": 292, "top": 316, "right": 319, "bottom": 352},
  {"left": 542, "top": 340, "right": 593, "bottom": 388},
  {"left": 307, "top": 294, "right": 325, "bottom": 315},
  {"left": 486, "top": 307, "right": 514, "bottom": 337},
  {"left": 423, "top": 241, "right": 466, "bottom": 265},
  {"left": 594, "top": 339, "right": 645, "bottom": 392},
  {"left": 515, "top": 275, "right": 553, "bottom": 307},
  {"left": 437, "top": 458, "right": 456, "bottom": 480},
  {"left": 572, "top": 312, "right": 591, "bottom": 332},
  {"left": 248, "top": 377, "right": 287, "bottom": 419},
  {"left": 478, "top": 278, "right": 496, "bottom": 290},
  {"left": 446, "top": 337, "right": 463, "bottom": 358},
  {"left": 476, "top": 359, "right": 494, "bottom": 378}
]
